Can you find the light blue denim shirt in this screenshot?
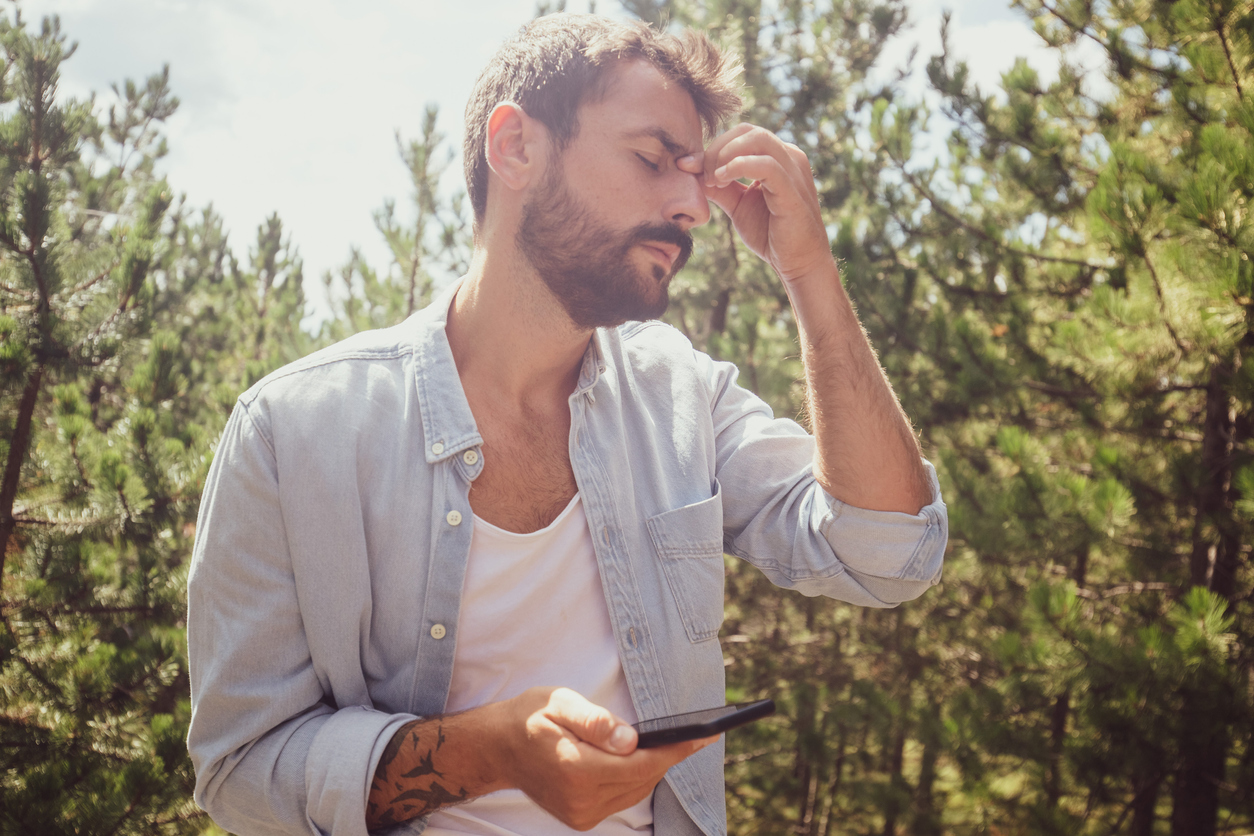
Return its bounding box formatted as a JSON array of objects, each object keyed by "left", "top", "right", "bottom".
[{"left": 187, "top": 284, "right": 947, "bottom": 836}]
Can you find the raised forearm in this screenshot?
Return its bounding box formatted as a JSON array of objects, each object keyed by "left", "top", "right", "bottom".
[
  {"left": 789, "top": 262, "right": 932, "bottom": 514},
  {"left": 696, "top": 123, "right": 933, "bottom": 514}
]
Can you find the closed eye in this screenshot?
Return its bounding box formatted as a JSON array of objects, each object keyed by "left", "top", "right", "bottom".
[{"left": 635, "top": 153, "right": 660, "bottom": 172}]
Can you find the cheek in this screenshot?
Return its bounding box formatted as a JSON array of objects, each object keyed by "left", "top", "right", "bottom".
[{"left": 568, "top": 157, "right": 653, "bottom": 209}]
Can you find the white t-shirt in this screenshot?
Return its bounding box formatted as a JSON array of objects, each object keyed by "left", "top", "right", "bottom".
[{"left": 422, "top": 494, "right": 653, "bottom": 835}]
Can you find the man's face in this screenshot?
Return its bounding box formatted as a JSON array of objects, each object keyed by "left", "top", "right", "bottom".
[
  {"left": 516, "top": 157, "right": 693, "bottom": 329},
  {"left": 515, "top": 61, "right": 710, "bottom": 329}
]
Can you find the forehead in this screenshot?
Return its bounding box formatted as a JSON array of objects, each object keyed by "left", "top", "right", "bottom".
[{"left": 577, "top": 60, "right": 704, "bottom": 153}]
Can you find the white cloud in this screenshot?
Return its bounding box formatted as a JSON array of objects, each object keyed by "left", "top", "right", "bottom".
[{"left": 21, "top": 0, "right": 588, "bottom": 319}]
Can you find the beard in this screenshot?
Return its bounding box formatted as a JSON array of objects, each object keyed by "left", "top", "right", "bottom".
[{"left": 516, "top": 163, "right": 694, "bottom": 330}]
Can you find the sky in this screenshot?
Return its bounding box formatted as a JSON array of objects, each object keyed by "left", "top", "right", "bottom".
[{"left": 19, "top": 0, "right": 1064, "bottom": 320}]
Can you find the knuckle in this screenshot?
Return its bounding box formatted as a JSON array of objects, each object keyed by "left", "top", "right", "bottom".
[{"left": 586, "top": 711, "right": 613, "bottom": 741}]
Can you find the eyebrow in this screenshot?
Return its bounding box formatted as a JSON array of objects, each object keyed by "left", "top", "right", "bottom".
[{"left": 624, "top": 127, "right": 696, "bottom": 157}]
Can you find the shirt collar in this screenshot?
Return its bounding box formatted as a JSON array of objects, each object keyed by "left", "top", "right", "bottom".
[{"left": 406, "top": 278, "right": 608, "bottom": 464}]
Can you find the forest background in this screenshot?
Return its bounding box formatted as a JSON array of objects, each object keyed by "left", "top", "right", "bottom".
[{"left": 0, "top": 0, "right": 1250, "bottom": 833}]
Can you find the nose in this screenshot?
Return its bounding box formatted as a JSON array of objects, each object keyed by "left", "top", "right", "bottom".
[{"left": 664, "top": 165, "right": 711, "bottom": 231}]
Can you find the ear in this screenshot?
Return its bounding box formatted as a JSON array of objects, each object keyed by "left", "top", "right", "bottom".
[{"left": 485, "top": 102, "right": 543, "bottom": 193}]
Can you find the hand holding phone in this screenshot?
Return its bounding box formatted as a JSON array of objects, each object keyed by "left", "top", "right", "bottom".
[{"left": 632, "top": 699, "right": 775, "bottom": 749}]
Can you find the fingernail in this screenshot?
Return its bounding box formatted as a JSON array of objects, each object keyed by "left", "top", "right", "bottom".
[
  {"left": 678, "top": 154, "right": 696, "bottom": 166},
  {"left": 609, "top": 725, "right": 635, "bottom": 753}
]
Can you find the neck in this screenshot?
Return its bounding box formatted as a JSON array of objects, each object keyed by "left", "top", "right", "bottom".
[{"left": 446, "top": 244, "right": 592, "bottom": 407}]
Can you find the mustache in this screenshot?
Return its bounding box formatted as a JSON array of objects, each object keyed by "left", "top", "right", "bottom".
[{"left": 627, "top": 223, "right": 694, "bottom": 273}]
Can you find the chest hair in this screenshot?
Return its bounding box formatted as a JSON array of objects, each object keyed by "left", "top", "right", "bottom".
[{"left": 467, "top": 404, "right": 578, "bottom": 534}]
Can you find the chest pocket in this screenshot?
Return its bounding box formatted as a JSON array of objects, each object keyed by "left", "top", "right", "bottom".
[{"left": 646, "top": 483, "right": 726, "bottom": 643}]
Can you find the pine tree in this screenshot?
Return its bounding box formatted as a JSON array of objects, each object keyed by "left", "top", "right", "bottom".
[
  {"left": 0, "top": 11, "right": 196, "bottom": 831},
  {"left": 321, "top": 104, "right": 469, "bottom": 341},
  {"left": 0, "top": 10, "right": 312, "bottom": 832},
  {"left": 890, "top": 0, "right": 1253, "bottom": 829}
]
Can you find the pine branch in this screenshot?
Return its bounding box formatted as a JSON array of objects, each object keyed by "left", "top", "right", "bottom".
[
  {"left": 0, "top": 601, "right": 159, "bottom": 618},
  {"left": 897, "top": 166, "right": 1104, "bottom": 269},
  {"left": 1214, "top": 18, "right": 1246, "bottom": 102},
  {"left": 1139, "top": 251, "right": 1188, "bottom": 356},
  {"left": 0, "top": 227, "right": 52, "bottom": 311},
  {"left": 1071, "top": 581, "right": 1174, "bottom": 599},
  {"left": 1032, "top": 0, "right": 1182, "bottom": 84},
  {"left": 725, "top": 746, "right": 778, "bottom": 765},
  {"left": 100, "top": 788, "right": 144, "bottom": 836},
  {"left": 0, "top": 623, "right": 63, "bottom": 704},
  {"left": 67, "top": 256, "right": 123, "bottom": 297}
]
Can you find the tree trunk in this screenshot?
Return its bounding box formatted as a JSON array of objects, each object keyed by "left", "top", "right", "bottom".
[
  {"left": 1171, "top": 729, "right": 1224, "bottom": 836},
  {"left": 1173, "top": 359, "right": 1241, "bottom": 836},
  {"left": 1188, "top": 362, "right": 1239, "bottom": 597},
  {"left": 1130, "top": 767, "right": 1162, "bottom": 836},
  {"left": 882, "top": 728, "right": 906, "bottom": 836},
  {"left": 1046, "top": 691, "right": 1069, "bottom": 807},
  {"left": 0, "top": 363, "right": 45, "bottom": 584},
  {"left": 911, "top": 702, "right": 942, "bottom": 836}
]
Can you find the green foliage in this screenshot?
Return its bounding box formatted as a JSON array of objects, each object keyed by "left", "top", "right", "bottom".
[
  {"left": 321, "top": 104, "right": 469, "bottom": 341},
  {"left": 0, "top": 9, "right": 310, "bottom": 833}
]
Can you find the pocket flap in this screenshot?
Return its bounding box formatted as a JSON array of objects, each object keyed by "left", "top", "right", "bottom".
[{"left": 645, "top": 484, "right": 724, "bottom": 558}]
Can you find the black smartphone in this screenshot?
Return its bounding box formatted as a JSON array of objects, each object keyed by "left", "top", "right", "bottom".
[{"left": 633, "top": 699, "right": 776, "bottom": 749}]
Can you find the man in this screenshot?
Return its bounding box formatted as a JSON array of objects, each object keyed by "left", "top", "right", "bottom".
[{"left": 187, "top": 13, "right": 947, "bottom": 836}]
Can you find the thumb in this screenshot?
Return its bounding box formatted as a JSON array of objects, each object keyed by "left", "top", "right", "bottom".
[{"left": 548, "top": 688, "right": 637, "bottom": 755}]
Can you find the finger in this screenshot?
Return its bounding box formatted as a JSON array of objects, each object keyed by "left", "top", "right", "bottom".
[
  {"left": 702, "top": 122, "right": 756, "bottom": 185},
  {"left": 709, "top": 132, "right": 806, "bottom": 188},
  {"left": 546, "top": 688, "right": 636, "bottom": 755},
  {"left": 715, "top": 156, "right": 821, "bottom": 224},
  {"left": 783, "top": 143, "right": 819, "bottom": 200},
  {"left": 713, "top": 155, "right": 789, "bottom": 190},
  {"left": 706, "top": 126, "right": 811, "bottom": 188},
  {"left": 597, "top": 734, "right": 719, "bottom": 789},
  {"left": 676, "top": 152, "right": 704, "bottom": 175}
]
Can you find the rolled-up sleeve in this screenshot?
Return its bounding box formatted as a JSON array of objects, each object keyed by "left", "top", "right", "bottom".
[
  {"left": 699, "top": 351, "right": 947, "bottom": 606},
  {"left": 187, "top": 402, "right": 415, "bottom": 835}
]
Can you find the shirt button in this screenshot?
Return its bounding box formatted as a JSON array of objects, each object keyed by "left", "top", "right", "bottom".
[
  {"left": 431, "top": 441, "right": 445, "bottom": 455},
  {"left": 430, "top": 624, "right": 447, "bottom": 640},
  {"left": 446, "top": 510, "right": 462, "bottom": 526},
  {"left": 463, "top": 449, "right": 479, "bottom": 465}
]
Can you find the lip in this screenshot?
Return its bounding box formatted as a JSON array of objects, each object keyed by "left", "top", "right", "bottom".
[{"left": 641, "top": 242, "right": 680, "bottom": 269}]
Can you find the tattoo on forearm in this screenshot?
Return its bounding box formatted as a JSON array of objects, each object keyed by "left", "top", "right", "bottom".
[{"left": 367, "top": 720, "right": 469, "bottom": 831}]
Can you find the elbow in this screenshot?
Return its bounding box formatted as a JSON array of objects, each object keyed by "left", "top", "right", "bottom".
[{"left": 846, "top": 563, "right": 943, "bottom": 606}]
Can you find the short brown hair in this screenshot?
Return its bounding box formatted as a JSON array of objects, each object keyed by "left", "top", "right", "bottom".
[{"left": 463, "top": 13, "right": 743, "bottom": 226}]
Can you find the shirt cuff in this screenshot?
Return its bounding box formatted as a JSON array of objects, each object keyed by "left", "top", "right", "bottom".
[
  {"left": 820, "top": 458, "right": 947, "bottom": 585},
  {"left": 305, "top": 706, "right": 419, "bottom": 836}
]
